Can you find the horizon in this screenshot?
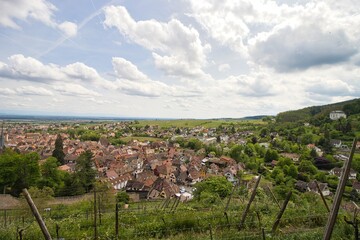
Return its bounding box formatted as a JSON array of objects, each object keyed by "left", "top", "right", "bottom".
[
  {"left": 1, "top": 1, "right": 360, "bottom": 118},
  {"left": 0, "top": 112, "right": 270, "bottom": 121}
]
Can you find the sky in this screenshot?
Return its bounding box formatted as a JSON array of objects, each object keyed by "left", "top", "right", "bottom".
[{"left": 0, "top": 0, "right": 360, "bottom": 119}]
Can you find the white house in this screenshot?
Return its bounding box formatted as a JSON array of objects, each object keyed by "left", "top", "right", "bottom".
[{"left": 329, "top": 110, "right": 346, "bottom": 120}]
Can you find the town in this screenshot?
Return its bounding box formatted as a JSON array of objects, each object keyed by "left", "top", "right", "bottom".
[
  {"left": 1, "top": 107, "right": 360, "bottom": 203},
  {"left": 1, "top": 101, "right": 360, "bottom": 239}
]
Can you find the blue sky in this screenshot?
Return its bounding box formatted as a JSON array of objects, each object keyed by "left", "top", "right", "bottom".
[{"left": 0, "top": 0, "right": 359, "bottom": 118}]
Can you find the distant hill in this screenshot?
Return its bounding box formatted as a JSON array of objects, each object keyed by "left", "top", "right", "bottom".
[
  {"left": 276, "top": 98, "right": 360, "bottom": 122},
  {"left": 241, "top": 115, "right": 271, "bottom": 120}
]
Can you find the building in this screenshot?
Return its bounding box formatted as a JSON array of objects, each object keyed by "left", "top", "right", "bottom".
[
  {"left": 0, "top": 121, "right": 4, "bottom": 151},
  {"left": 329, "top": 110, "right": 346, "bottom": 120}
]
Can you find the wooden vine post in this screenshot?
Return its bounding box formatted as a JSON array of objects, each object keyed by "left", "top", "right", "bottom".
[
  {"left": 323, "top": 138, "right": 357, "bottom": 240},
  {"left": 238, "top": 175, "right": 261, "bottom": 230},
  {"left": 22, "top": 188, "right": 52, "bottom": 240},
  {"left": 272, "top": 191, "right": 292, "bottom": 233}
]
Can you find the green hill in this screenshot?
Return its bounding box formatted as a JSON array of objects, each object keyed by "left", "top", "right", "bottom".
[{"left": 276, "top": 98, "right": 360, "bottom": 122}]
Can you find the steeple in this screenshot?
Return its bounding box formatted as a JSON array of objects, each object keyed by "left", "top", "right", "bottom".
[{"left": 0, "top": 121, "right": 4, "bottom": 150}]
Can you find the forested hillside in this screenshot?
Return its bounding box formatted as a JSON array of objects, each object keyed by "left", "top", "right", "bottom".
[{"left": 276, "top": 98, "right": 360, "bottom": 123}]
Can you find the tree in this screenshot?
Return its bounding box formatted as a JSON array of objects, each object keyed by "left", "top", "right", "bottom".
[
  {"left": 187, "top": 138, "right": 203, "bottom": 151},
  {"left": 116, "top": 191, "right": 130, "bottom": 205},
  {"left": 288, "top": 165, "right": 298, "bottom": 179},
  {"left": 298, "top": 160, "right": 318, "bottom": 175},
  {"left": 76, "top": 150, "right": 96, "bottom": 192},
  {"left": 52, "top": 134, "right": 65, "bottom": 165},
  {"left": 15, "top": 152, "right": 40, "bottom": 192},
  {"left": 229, "top": 145, "right": 243, "bottom": 162},
  {"left": 0, "top": 149, "right": 18, "bottom": 194},
  {"left": 0, "top": 150, "right": 41, "bottom": 196},
  {"left": 194, "top": 176, "right": 232, "bottom": 200},
  {"left": 264, "top": 149, "right": 279, "bottom": 163},
  {"left": 244, "top": 144, "right": 255, "bottom": 157},
  {"left": 38, "top": 157, "right": 61, "bottom": 190}
]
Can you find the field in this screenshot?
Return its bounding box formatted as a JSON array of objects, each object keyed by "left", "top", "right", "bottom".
[
  {"left": 0, "top": 185, "right": 355, "bottom": 240},
  {"left": 131, "top": 119, "right": 266, "bottom": 128}
]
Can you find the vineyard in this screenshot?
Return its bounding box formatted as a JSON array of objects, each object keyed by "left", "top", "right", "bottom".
[{"left": 0, "top": 184, "right": 357, "bottom": 240}]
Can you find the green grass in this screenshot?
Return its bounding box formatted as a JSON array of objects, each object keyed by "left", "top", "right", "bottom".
[
  {"left": 1, "top": 188, "right": 355, "bottom": 240},
  {"left": 131, "top": 119, "right": 266, "bottom": 128}
]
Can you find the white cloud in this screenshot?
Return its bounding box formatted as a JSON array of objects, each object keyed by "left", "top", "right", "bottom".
[
  {"left": 53, "top": 83, "right": 101, "bottom": 97},
  {"left": 0, "top": 88, "right": 16, "bottom": 95},
  {"left": 250, "top": 23, "right": 357, "bottom": 72},
  {"left": 217, "top": 69, "right": 282, "bottom": 98},
  {"left": 112, "top": 57, "right": 148, "bottom": 82},
  {"left": 0, "top": 55, "right": 115, "bottom": 89},
  {"left": 188, "top": 1, "right": 251, "bottom": 55},
  {"left": 16, "top": 86, "right": 53, "bottom": 96},
  {"left": 103, "top": 5, "right": 210, "bottom": 78},
  {"left": 188, "top": 0, "right": 360, "bottom": 72},
  {"left": 58, "top": 21, "right": 78, "bottom": 37},
  {"left": 112, "top": 57, "right": 202, "bottom": 97},
  {"left": 218, "top": 64, "right": 230, "bottom": 72},
  {"left": 0, "top": 0, "right": 78, "bottom": 37}
]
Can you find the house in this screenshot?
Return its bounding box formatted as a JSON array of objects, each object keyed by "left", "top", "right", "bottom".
[
  {"left": 224, "top": 171, "right": 237, "bottom": 185},
  {"left": 110, "top": 173, "right": 133, "bottom": 190},
  {"left": 307, "top": 181, "right": 331, "bottom": 196},
  {"left": 352, "top": 181, "right": 360, "bottom": 194},
  {"left": 334, "top": 154, "right": 348, "bottom": 161},
  {"left": 330, "top": 139, "right": 342, "bottom": 148},
  {"left": 330, "top": 167, "right": 357, "bottom": 180},
  {"left": 329, "top": 167, "right": 342, "bottom": 178},
  {"left": 280, "top": 153, "right": 300, "bottom": 162},
  {"left": 125, "top": 180, "right": 149, "bottom": 201},
  {"left": 147, "top": 177, "right": 179, "bottom": 199},
  {"left": 295, "top": 180, "right": 307, "bottom": 192},
  {"left": 329, "top": 110, "right": 346, "bottom": 120}
]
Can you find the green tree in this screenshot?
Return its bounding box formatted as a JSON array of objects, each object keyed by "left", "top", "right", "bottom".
[
  {"left": 0, "top": 149, "right": 18, "bottom": 194},
  {"left": 38, "top": 157, "right": 61, "bottom": 190},
  {"left": 288, "top": 165, "right": 298, "bottom": 179},
  {"left": 298, "top": 160, "right": 318, "bottom": 175},
  {"left": 194, "top": 176, "right": 232, "bottom": 200},
  {"left": 229, "top": 145, "right": 243, "bottom": 162},
  {"left": 76, "top": 150, "right": 96, "bottom": 192},
  {"left": 0, "top": 150, "right": 41, "bottom": 196},
  {"left": 264, "top": 149, "right": 279, "bottom": 163},
  {"left": 116, "top": 191, "right": 130, "bottom": 205},
  {"left": 187, "top": 138, "right": 203, "bottom": 151},
  {"left": 52, "top": 134, "right": 65, "bottom": 165},
  {"left": 244, "top": 144, "right": 255, "bottom": 157}
]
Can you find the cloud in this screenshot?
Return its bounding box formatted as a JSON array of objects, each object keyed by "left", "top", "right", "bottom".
[
  {"left": 188, "top": 1, "right": 360, "bottom": 72},
  {"left": 112, "top": 57, "right": 148, "bottom": 82},
  {"left": 0, "top": 0, "right": 78, "bottom": 37},
  {"left": 0, "top": 88, "right": 16, "bottom": 95},
  {"left": 0, "top": 86, "right": 53, "bottom": 96},
  {"left": 112, "top": 57, "right": 202, "bottom": 97},
  {"left": 305, "top": 79, "right": 355, "bottom": 96},
  {"left": 0, "top": 54, "right": 115, "bottom": 89},
  {"left": 187, "top": 1, "right": 251, "bottom": 55},
  {"left": 218, "top": 64, "right": 230, "bottom": 72},
  {"left": 219, "top": 72, "right": 281, "bottom": 97},
  {"left": 53, "top": 83, "right": 101, "bottom": 97},
  {"left": 250, "top": 25, "right": 357, "bottom": 72},
  {"left": 16, "top": 86, "right": 53, "bottom": 96},
  {"left": 103, "top": 5, "right": 210, "bottom": 78},
  {"left": 58, "top": 21, "right": 78, "bottom": 37}
]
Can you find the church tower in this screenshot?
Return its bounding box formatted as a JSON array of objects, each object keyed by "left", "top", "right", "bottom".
[{"left": 0, "top": 121, "right": 5, "bottom": 151}]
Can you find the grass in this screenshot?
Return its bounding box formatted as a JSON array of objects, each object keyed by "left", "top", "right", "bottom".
[
  {"left": 131, "top": 119, "right": 266, "bottom": 129},
  {"left": 1, "top": 187, "right": 355, "bottom": 240}
]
